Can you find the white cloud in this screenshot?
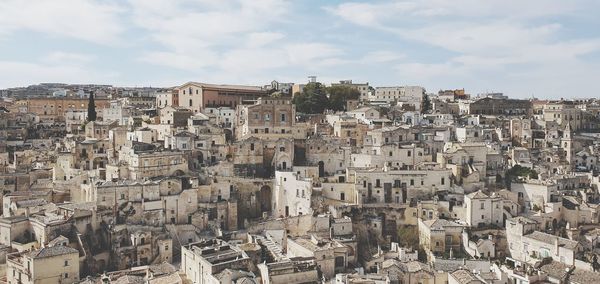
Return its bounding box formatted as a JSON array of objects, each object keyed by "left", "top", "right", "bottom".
[
  {"left": 245, "top": 32, "right": 286, "bottom": 48},
  {"left": 130, "top": 0, "right": 348, "bottom": 81},
  {"left": 43, "top": 52, "right": 95, "bottom": 65},
  {"left": 361, "top": 51, "right": 405, "bottom": 63},
  {"left": 0, "top": 0, "right": 125, "bottom": 44},
  {"left": 327, "top": 1, "right": 600, "bottom": 97}
]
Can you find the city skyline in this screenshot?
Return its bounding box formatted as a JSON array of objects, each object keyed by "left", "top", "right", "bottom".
[{"left": 1, "top": 0, "right": 599, "bottom": 98}]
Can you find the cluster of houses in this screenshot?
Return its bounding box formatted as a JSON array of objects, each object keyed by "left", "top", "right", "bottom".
[{"left": 1, "top": 80, "right": 600, "bottom": 283}]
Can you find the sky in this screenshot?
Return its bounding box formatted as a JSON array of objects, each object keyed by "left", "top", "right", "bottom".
[{"left": 0, "top": 0, "right": 599, "bottom": 98}]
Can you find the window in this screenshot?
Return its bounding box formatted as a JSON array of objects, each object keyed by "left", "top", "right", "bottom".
[
  {"left": 165, "top": 245, "right": 169, "bottom": 251},
  {"left": 281, "top": 113, "right": 286, "bottom": 122},
  {"left": 65, "top": 273, "right": 69, "bottom": 278},
  {"left": 250, "top": 143, "right": 255, "bottom": 151},
  {"left": 407, "top": 150, "right": 411, "bottom": 157},
  {"left": 480, "top": 202, "right": 485, "bottom": 209},
  {"left": 189, "top": 99, "right": 192, "bottom": 107},
  {"left": 64, "top": 260, "right": 69, "bottom": 266},
  {"left": 441, "top": 177, "right": 445, "bottom": 185},
  {"left": 410, "top": 179, "right": 414, "bottom": 186}
]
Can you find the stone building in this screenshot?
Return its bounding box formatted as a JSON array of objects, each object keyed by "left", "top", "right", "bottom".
[
  {"left": 6, "top": 244, "right": 80, "bottom": 284},
  {"left": 119, "top": 149, "right": 188, "bottom": 180},
  {"left": 181, "top": 239, "right": 251, "bottom": 284},
  {"left": 418, "top": 218, "right": 464, "bottom": 258},
  {"left": 463, "top": 190, "right": 506, "bottom": 227},
  {"left": 177, "top": 82, "right": 268, "bottom": 113},
  {"left": 351, "top": 165, "right": 453, "bottom": 204},
  {"left": 468, "top": 97, "right": 532, "bottom": 116},
  {"left": 272, "top": 171, "right": 312, "bottom": 218},
  {"left": 17, "top": 97, "right": 110, "bottom": 119},
  {"left": 235, "top": 97, "right": 298, "bottom": 140},
  {"left": 159, "top": 106, "right": 193, "bottom": 127}
]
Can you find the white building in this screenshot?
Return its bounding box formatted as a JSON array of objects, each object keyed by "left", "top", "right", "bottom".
[
  {"left": 102, "top": 99, "right": 132, "bottom": 126},
  {"left": 203, "top": 107, "right": 235, "bottom": 127},
  {"left": 347, "top": 107, "right": 380, "bottom": 124},
  {"left": 272, "top": 171, "right": 313, "bottom": 217},
  {"left": 463, "top": 191, "right": 505, "bottom": 227},
  {"left": 371, "top": 86, "right": 425, "bottom": 111},
  {"left": 64, "top": 109, "right": 87, "bottom": 133}
]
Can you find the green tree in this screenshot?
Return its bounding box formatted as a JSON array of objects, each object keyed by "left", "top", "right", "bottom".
[
  {"left": 327, "top": 85, "right": 360, "bottom": 111},
  {"left": 397, "top": 225, "right": 419, "bottom": 248},
  {"left": 292, "top": 82, "right": 329, "bottom": 114},
  {"left": 422, "top": 94, "right": 432, "bottom": 114},
  {"left": 87, "top": 91, "right": 97, "bottom": 121},
  {"left": 505, "top": 165, "right": 538, "bottom": 189}
]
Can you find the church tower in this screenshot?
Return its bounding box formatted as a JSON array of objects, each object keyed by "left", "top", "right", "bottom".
[{"left": 561, "top": 121, "right": 573, "bottom": 165}]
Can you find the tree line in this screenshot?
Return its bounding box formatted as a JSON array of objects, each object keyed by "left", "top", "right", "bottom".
[{"left": 292, "top": 82, "right": 361, "bottom": 114}]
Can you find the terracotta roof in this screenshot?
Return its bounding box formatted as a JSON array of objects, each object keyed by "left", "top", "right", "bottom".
[
  {"left": 525, "top": 231, "right": 579, "bottom": 250},
  {"left": 422, "top": 219, "right": 463, "bottom": 230},
  {"left": 466, "top": 190, "right": 489, "bottom": 199},
  {"left": 570, "top": 268, "right": 600, "bottom": 284},
  {"left": 28, "top": 245, "right": 78, "bottom": 259},
  {"left": 451, "top": 269, "right": 481, "bottom": 283}
]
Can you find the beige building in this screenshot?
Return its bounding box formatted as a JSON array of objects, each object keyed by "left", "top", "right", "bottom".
[
  {"left": 6, "top": 244, "right": 80, "bottom": 284},
  {"left": 181, "top": 239, "right": 251, "bottom": 284},
  {"left": 257, "top": 259, "right": 319, "bottom": 284},
  {"left": 120, "top": 149, "right": 188, "bottom": 180},
  {"left": 351, "top": 165, "right": 453, "bottom": 204},
  {"left": 177, "top": 82, "right": 268, "bottom": 113},
  {"left": 507, "top": 221, "right": 581, "bottom": 266},
  {"left": 287, "top": 235, "right": 350, "bottom": 280},
  {"left": 418, "top": 218, "right": 464, "bottom": 258},
  {"left": 235, "top": 97, "right": 299, "bottom": 140}
]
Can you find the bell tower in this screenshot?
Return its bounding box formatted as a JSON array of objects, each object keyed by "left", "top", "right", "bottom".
[{"left": 561, "top": 121, "right": 573, "bottom": 165}]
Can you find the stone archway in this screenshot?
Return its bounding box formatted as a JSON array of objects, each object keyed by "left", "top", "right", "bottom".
[
  {"left": 318, "top": 161, "right": 325, "bottom": 177},
  {"left": 259, "top": 185, "right": 272, "bottom": 214},
  {"left": 224, "top": 129, "right": 233, "bottom": 142}
]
